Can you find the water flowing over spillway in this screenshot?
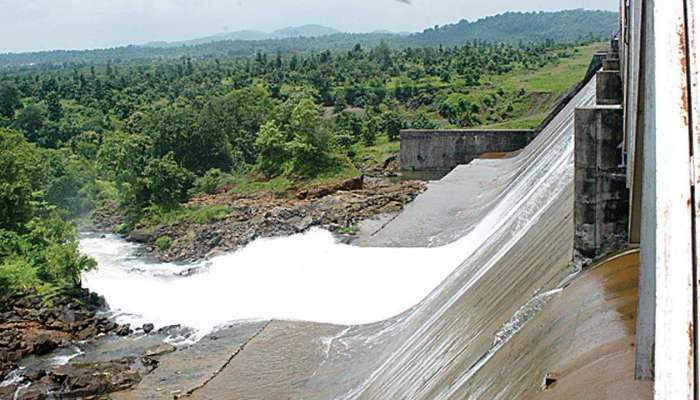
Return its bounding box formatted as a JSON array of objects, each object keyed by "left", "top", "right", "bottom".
[
  {"left": 89, "top": 80, "right": 610, "bottom": 399},
  {"left": 80, "top": 229, "right": 464, "bottom": 333}
]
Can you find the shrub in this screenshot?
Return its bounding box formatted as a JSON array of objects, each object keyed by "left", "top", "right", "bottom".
[
  {"left": 155, "top": 236, "right": 172, "bottom": 251},
  {"left": 190, "top": 169, "right": 224, "bottom": 196}
]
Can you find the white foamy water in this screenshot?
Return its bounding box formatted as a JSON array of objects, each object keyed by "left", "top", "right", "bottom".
[{"left": 80, "top": 229, "right": 469, "bottom": 336}]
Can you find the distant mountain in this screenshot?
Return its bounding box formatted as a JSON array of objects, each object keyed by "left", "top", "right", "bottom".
[
  {"left": 0, "top": 9, "right": 617, "bottom": 68},
  {"left": 406, "top": 9, "right": 618, "bottom": 45},
  {"left": 144, "top": 24, "right": 342, "bottom": 48}
]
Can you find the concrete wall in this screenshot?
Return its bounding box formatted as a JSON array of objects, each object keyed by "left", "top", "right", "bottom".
[{"left": 400, "top": 129, "right": 535, "bottom": 172}]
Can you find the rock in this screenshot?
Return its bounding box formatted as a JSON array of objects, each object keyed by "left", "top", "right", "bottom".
[
  {"left": 339, "top": 175, "right": 364, "bottom": 191},
  {"left": 0, "top": 384, "right": 17, "bottom": 399},
  {"left": 115, "top": 324, "right": 132, "bottom": 337},
  {"left": 293, "top": 216, "right": 315, "bottom": 232},
  {"left": 50, "top": 358, "right": 141, "bottom": 397},
  {"left": 16, "top": 377, "right": 52, "bottom": 400},
  {"left": 129, "top": 228, "right": 156, "bottom": 243},
  {"left": 382, "top": 155, "right": 398, "bottom": 169},
  {"left": 142, "top": 343, "right": 176, "bottom": 358},
  {"left": 30, "top": 335, "right": 57, "bottom": 356},
  {"left": 142, "top": 323, "right": 154, "bottom": 334},
  {"left": 24, "top": 367, "right": 46, "bottom": 382},
  {"left": 76, "top": 325, "right": 98, "bottom": 340}
]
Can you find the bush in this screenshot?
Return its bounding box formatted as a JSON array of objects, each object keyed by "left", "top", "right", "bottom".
[
  {"left": 141, "top": 153, "right": 194, "bottom": 209},
  {"left": 255, "top": 121, "right": 288, "bottom": 178},
  {"left": 190, "top": 169, "right": 224, "bottom": 196},
  {"left": 155, "top": 236, "right": 172, "bottom": 251}
]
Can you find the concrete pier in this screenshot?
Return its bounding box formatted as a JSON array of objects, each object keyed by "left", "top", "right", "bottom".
[{"left": 574, "top": 105, "right": 627, "bottom": 258}]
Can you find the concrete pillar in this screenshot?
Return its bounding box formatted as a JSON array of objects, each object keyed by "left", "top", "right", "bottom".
[
  {"left": 603, "top": 58, "right": 620, "bottom": 71},
  {"left": 574, "top": 105, "right": 627, "bottom": 259},
  {"left": 596, "top": 71, "right": 623, "bottom": 105}
]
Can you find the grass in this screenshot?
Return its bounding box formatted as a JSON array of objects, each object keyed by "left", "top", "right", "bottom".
[
  {"left": 353, "top": 134, "right": 400, "bottom": 165},
  {"left": 155, "top": 235, "right": 172, "bottom": 250},
  {"left": 228, "top": 175, "right": 295, "bottom": 196},
  {"left": 480, "top": 43, "right": 602, "bottom": 129}
]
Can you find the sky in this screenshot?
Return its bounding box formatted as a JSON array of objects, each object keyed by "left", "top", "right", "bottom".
[{"left": 0, "top": 0, "right": 618, "bottom": 53}]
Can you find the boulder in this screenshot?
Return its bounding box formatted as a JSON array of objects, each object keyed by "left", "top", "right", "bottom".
[
  {"left": 115, "top": 324, "right": 132, "bottom": 337},
  {"left": 129, "top": 228, "right": 157, "bottom": 243},
  {"left": 50, "top": 358, "right": 141, "bottom": 397},
  {"left": 142, "top": 323, "right": 154, "bottom": 334},
  {"left": 31, "top": 334, "right": 58, "bottom": 356}
]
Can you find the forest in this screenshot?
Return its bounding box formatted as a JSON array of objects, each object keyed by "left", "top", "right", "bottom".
[{"left": 0, "top": 10, "right": 608, "bottom": 298}]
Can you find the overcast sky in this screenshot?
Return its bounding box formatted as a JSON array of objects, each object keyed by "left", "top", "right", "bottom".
[{"left": 0, "top": 0, "right": 618, "bottom": 53}]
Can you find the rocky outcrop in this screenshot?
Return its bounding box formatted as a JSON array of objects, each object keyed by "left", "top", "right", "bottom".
[
  {"left": 0, "top": 291, "right": 133, "bottom": 383},
  {"left": 141, "top": 178, "right": 426, "bottom": 262}
]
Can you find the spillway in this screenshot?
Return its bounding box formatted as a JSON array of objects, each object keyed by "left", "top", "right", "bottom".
[
  {"left": 299, "top": 77, "right": 596, "bottom": 400},
  {"left": 113, "top": 73, "right": 649, "bottom": 399}
]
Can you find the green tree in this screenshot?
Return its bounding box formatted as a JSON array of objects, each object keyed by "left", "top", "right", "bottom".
[
  {"left": 363, "top": 115, "right": 381, "bottom": 146},
  {"left": 255, "top": 121, "right": 288, "bottom": 178},
  {"left": 0, "top": 129, "right": 43, "bottom": 230},
  {"left": 199, "top": 86, "right": 272, "bottom": 165},
  {"left": 13, "top": 103, "right": 46, "bottom": 143},
  {"left": 286, "top": 99, "right": 336, "bottom": 177},
  {"left": 385, "top": 111, "right": 403, "bottom": 141},
  {"left": 0, "top": 82, "right": 21, "bottom": 119},
  {"left": 45, "top": 91, "right": 63, "bottom": 122},
  {"left": 141, "top": 153, "right": 194, "bottom": 209}
]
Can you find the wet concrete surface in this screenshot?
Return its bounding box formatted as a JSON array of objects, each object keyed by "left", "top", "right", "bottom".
[{"left": 112, "top": 322, "right": 266, "bottom": 399}]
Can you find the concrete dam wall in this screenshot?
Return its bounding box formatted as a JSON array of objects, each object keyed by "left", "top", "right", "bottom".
[{"left": 400, "top": 129, "right": 535, "bottom": 172}]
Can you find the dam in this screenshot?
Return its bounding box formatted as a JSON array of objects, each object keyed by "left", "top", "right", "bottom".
[{"left": 7, "top": 1, "right": 695, "bottom": 399}]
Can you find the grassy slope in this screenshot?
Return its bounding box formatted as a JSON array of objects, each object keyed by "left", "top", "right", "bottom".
[{"left": 482, "top": 43, "right": 601, "bottom": 129}]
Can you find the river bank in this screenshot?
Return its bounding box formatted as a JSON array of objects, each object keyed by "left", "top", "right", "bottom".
[{"left": 99, "top": 157, "right": 426, "bottom": 264}]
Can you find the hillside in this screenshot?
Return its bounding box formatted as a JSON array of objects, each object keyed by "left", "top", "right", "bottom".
[
  {"left": 409, "top": 9, "right": 618, "bottom": 46},
  {"left": 144, "top": 24, "right": 342, "bottom": 48},
  {"left": 0, "top": 9, "right": 616, "bottom": 67}
]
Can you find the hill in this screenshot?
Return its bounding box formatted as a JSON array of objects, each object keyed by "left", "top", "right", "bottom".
[
  {"left": 0, "top": 9, "right": 617, "bottom": 68},
  {"left": 144, "top": 24, "right": 342, "bottom": 48},
  {"left": 406, "top": 9, "right": 618, "bottom": 45}
]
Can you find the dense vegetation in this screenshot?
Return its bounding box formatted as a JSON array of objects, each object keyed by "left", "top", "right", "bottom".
[
  {"left": 0, "top": 128, "right": 95, "bottom": 296},
  {"left": 0, "top": 10, "right": 616, "bottom": 67},
  {"left": 0, "top": 10, "right": 605, "bottom": 297}
]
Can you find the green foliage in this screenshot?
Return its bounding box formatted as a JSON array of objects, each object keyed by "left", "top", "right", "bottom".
[
  {"left": 363, "top": 115, "right": 381, "bottom": 146},
  {"left": 13, "top": 104, "right": 46, "bottom": 143},
  {"left": 189, "top": 169, "right": 225, "bottom": 196},
  {"left": 0, "top": 129, "right": 95, "bottom": 296},
  {"left": 412, "top": 111, "right": 438, "bottom": 129},
  {"left": 285, "top": 99, "right": 339, "bottom": 177},
  {"left": 255, "top": 121, "right": 288, "bottom": 178},
  {"left": 199, "top": 86, "right": 273, "bottom": 165},
  {"left": 385, "top": 111, "right": 403, "bottom": 141},
  {"left": 0, "top": 129, "right": 43, "bottom": 230},
  {"left": 155, "top": 235, "right": 172, "bottom": 251},
  {"left": 0, "top": 82, "right": 21, "bottom": 118},
  {"left": 141, "top": 153, "right": 194, "bottom": 209},
  {"left": 0, "top": 217, "right": 96, "bottom": 296}
]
